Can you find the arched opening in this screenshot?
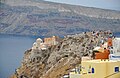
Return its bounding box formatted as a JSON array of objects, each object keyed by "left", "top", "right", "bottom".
[
  {"left": 92, "top": 68, "right": 95, "bottom": 73},
  {"left": 115, "top": 67, "right": 119, "bottom": 72}
]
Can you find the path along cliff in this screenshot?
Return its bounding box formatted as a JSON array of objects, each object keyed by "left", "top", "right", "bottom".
[{"left": 10, "top": 30, "right": 113, "bottom": 78}]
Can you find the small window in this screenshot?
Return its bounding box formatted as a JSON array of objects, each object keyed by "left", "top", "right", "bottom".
[
  {"left": 92, "top": 68, "right": 95, "bottom": 73},
  {"left": 115, "top": 67, "right": 119, "bottom": 72}
]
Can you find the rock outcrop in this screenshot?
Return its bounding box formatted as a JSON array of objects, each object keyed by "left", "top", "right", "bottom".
[{"left": 10, "top": 31, "right": 113, "bottom": 78}]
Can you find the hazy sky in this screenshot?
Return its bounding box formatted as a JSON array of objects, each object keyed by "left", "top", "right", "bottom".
[{"left": 45, "top": 0, "right": 120, "bottom": 11}]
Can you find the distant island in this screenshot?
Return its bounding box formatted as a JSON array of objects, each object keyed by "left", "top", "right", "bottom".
[{"left": 0, "top": 0, "right": 120, "bottom": 37}]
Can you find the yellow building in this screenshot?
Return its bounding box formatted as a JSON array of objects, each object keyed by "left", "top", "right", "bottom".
[{"left": 70, "top": 60, "right": 120, "bottom": 78}]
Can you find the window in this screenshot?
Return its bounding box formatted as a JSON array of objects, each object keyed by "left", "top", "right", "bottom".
[
  {"left": 115, "top": 67, "right": 119, "bottom": 72},
  {"left": 92, "top": 68, "right": 95, "bottom": 73}
]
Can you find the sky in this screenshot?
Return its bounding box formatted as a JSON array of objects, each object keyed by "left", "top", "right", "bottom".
[{"left": 45, "top": 0, "right": 120, "bottom": 11}]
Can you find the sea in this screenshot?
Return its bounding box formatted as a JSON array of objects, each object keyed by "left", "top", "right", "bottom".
[{"left": 0, "top": 34, "right": 38, "bottom": 78}]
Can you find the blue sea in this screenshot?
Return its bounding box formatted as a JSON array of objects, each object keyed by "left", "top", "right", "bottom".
[{"left": 0, "top": 34, "right": 37, "bottom": 78}]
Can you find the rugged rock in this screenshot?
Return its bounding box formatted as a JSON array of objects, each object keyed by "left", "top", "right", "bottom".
[{"left": 10, "top": 31, "right": 112, "bottom": 78}]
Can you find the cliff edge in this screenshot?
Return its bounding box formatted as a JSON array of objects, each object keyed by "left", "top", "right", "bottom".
[{"left": 10, "top": 31, "right": 113, "bottom": 78}]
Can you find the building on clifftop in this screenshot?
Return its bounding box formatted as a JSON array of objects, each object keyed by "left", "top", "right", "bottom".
[{"left": 44, "top": 36, "right": 61, "bottom": 46}]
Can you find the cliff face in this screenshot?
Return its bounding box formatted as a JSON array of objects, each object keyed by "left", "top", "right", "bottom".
[
  {"left": 1, "top": 0, "right": 120, "bottom": 37},
  {"left": 11, "top": 31, "right": 112, "bottom": 78}
]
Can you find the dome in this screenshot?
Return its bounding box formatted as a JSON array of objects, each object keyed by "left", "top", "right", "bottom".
[
  {"left": 36, "top": 38, "right": 43, "bottom": 43},
  {"left": 32, "top": 47, "right": 34, "bottom": 50},
  {"left": 33, "top": 42, "right": 37, "bottom": 47},
  {"left": 53, "top": 36, "right": 55, "bottom": 37}
]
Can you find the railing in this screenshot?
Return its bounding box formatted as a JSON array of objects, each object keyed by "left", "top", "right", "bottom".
[{"left": 104, "top": 71, "right": 120, "bottom": 78}]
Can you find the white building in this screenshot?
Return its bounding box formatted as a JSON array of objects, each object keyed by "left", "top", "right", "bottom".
[
  {"left": 112, "top": 38, "right": 120, "bottom": 54},
  {"left": 30, "top": 38, "right": 48, "bottom": 63},
  {"left": 109, "top": 38, "right": 120, "bottom": 60}
]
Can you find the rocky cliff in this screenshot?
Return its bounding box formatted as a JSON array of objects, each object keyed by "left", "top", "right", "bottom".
[
  {"left": 10, "top": 31, "right": 112, "bottom": 78},
  {"left": 1, "top": 0, "right": 120, "bottom": 37}
]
